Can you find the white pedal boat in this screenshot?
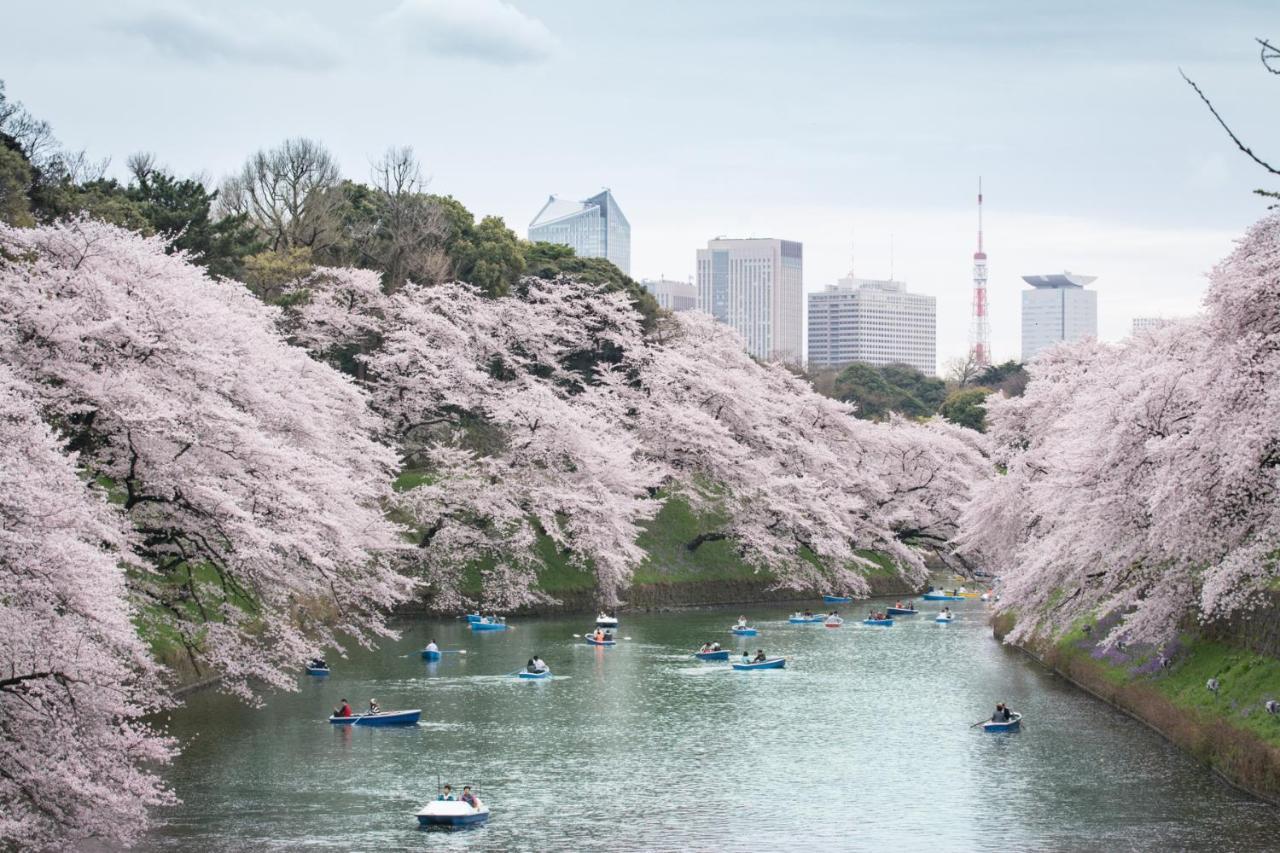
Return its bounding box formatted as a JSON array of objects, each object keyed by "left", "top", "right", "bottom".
[{"left": 416, "top": 799, "right": 490, "bottom": 827}]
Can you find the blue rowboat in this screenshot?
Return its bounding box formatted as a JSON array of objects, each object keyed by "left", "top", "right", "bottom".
[
  {"left": 694, "top": 650, "right": 729, "bottom": 661},
  {"left": 863, "top": 618, "right": 894, "bottom": 626},
  {"left": 329, "top": 709, "right": 421, "bottom": 726},
  {"left": 982, "top": 712, "right": 1022, "bottom": 732},
  {"left": 789, "top": 615, "right": 825, "bottom": 623},
  {"left": 517, "top": 670, "right": 551, "bottom": 680},
  {"left": 584, "top": 636, "right": 616, "bottom": 646},
  {"left": 417, "top": 800, "right": 490, "bottom": 827},
  {"left": 922, "top": 593, "right": 964, "bottom": 601},
  {"left": 306, "top": 666, "right": 330, "bottom": 676},
  {"left": 732, "top": 657, "right": 786, "bottom": 671},
  {"left": 464, "top": 613, "right": 483, "bottom": 623},
  {"left": 470, "top": 621, "right": 507, "bottom": 632},
  {"left": 422, "top": 649, "right": 442, "bottom": 661},
  {"left": 823, "top": 595, "right": 852, "bottom": 604},
  {"left": 886, "top": 606, "right": 917, "bottom": 616},
  {"left": 730, "top": 627, "right": 759, "bottom": 636}
]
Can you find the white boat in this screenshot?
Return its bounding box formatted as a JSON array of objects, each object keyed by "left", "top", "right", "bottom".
[
  {"left": 416, "top": 799, "right": 490, "bottom": 827},
  {"left": 595, "top": 613, "right": 619, "bottom": 629}
]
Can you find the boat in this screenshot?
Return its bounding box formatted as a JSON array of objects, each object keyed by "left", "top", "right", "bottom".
[
  {"left": 422, "top": 648, "right": 442, "bottom": 661},
  {"left": 694, "top": 649, "right": 730, "bottom": 661},
  {"left": 305, "top": 665, "right": 330, "bottom": 676},
  {"left": 982, "top": 712, "right": 1022, "bottom": 732},
  {"left": 935, "top": 614, "right": 954, "bottom": 623},
  {"left": 823, "top": 595, "right": 852, "bottom": 604},
  {"left": 921, "top": 592, "right": 964, "bottom": 601},
  {"left": 595, "top": 613, "right": 619, "bottom": 629},
  {"left": 956, "top": 591, "right": 981, "bottom": 599},
  {"left": 416, "top": 799, "right": 490, "bottom": 827},
  {"left": 517, "top": 669, "right": 551, "bottom": 679},
  {"left": 980, "top": 592, "right": 992, "bottom": 602},
  {"left": 886, "top": 606, "right": 917, "bottom": 616},
  {"left": 464, "top": 613, "right": 483, "bottom": 623},
  {"left": 732, "top": 657, "right": 786, "bottom": 671},
  {"left": 329, "top": 709, "right": 422, "bottom": 726},
  {"left": 824, "top": 617, "right": 844, "bottom": 628},
  {"left": 470, "top": 618, "right": 507, "bottom": 632},
  {"left": 584, "top": 635, "right": 616, "bottom": 646},
  {"left": 789, "top": 613, "right": 825, "bottom": 623},
  {"left": 730, "top": 627, "right": 759, "bottom": 637},
  {"left": 863, "top": 618, "right": 894, "bottom": 626}
]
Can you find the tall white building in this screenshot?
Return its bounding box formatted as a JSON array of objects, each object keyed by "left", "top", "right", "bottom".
[
  {"left": 1021, "top": 273, "right": 1098, "bottom": 361},
  {"left": 529, "top": 189, "right": 630, "bottom": 274},
  {"left": 696, "top": 238, "right": 803, "bottom": 363},
  {"left": 1131, "top": 316, "right": 1175, "bottom": 334},
  {"left": 640, "top": 278, "right": 697, "bottom": 312},
  {"left": 807, "top": 276, "right": 937, "bottom": 375}
]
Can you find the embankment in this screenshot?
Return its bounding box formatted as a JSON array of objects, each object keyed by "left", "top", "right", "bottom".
[{"left": 993, "top": 611, "right": 1280, "bottom": 806}]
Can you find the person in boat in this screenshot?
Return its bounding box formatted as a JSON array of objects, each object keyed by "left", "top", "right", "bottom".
[
  {"left": 438, "top": 784, "right": 455, "bottom": 801},
  {"left": 309, "top": 657, "right": 327, "bottom": 669},
  {"left": 593, "top": 627, "right": 605, "bottom": 642},
  {"left": 604, "top": 629, "right": 614, "bottom": 641},
  {"left": 334, "top": 698, "right": 352, "bottom": 717},
  {"left": 753, "top": 649, "right": 767, "bottom": 663},
  {"left": 991, "top": 703, "right": 1005, "bottom": 722},
  {"left": 699, "top": 642, "right": 712, "bottom": 654},
  {"left": 526, "top": 658, "right": 537, "bottom": 672},
  {"left": 1001, "top": 703, "right": 1014, "bottom": 721},
  {"left": 425, "top": 640, "right": 438, "bottom": 654},
  {"left": 461, "top": 786, "right": 479, "bottom": 809},
  {"left": 736, "top": 615, "right": 748, "bottom": 627},
  {"left": 368, "top": 698, "right": 380, "bottom": 714},
  {"left": 711, "top": 641, "right": 721, "bottom": 651},
  {"left": 740, "top": 651, "right": 751, "bottom": 664},
  {"left": 532, "top": 655, "right": 548, "bottom": 673}
]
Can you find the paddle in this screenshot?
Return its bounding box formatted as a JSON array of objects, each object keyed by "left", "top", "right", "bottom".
[{"left": 969, "top": 719, "right": 989, "bottom": 728}]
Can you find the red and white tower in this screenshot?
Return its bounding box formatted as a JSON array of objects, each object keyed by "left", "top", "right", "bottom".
[{"left": 969, "top": 178, "right": 991, "bottom": 366}]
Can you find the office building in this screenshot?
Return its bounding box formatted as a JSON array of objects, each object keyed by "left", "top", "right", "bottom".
[
  {"left": 1021, "top": 272, "right": 1098, "bottom": 361},
  {"left": 807, "top": 276, "right": 937, "bottom": 375},
  {"left": 640, "top": 278, "right": 697, "bottom": 312},
  {"left": 1131, "top": 317, "right": 1175, "bottom": 335},
  {"left": 529, "top": 189, "right": 630, "bottom": 274},
  {"left": 696, "top": 238, "right": 803, "bottom": 363}
]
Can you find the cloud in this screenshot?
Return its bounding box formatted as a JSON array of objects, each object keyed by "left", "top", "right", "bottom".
[
  {"left": 385, "top": 0, "right": 557, "bottom": 65},
  {"left": 119, "top": 7, "right": 341, "bottom": 71}
]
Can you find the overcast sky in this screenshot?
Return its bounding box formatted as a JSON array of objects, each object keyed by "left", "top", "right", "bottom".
[{"left": 6, "top": 0, "right": 1280, "bottom": 366}]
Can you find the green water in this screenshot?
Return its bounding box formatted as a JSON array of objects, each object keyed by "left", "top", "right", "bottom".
[{"left": 144, "top": 598, "right": 1278, "bottom": 851}]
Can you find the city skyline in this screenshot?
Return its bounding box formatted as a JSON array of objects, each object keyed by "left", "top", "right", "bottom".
[{"left": 4, "top": 0, "right": 1276, "bottom": 362}]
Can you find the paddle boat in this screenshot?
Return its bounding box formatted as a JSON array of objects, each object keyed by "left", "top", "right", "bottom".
[
  {"left": 694, "top": 649, "right": 730, "bottom": 661},
  {"left": 732, "top": 657, "right": 786, "bottom": 671},
  {"left": 730, "top": 626, "right": 759, "bottom": 637},
  {"left": 422, "top": 648, "right": 442, "bottom": 661},
  {"left": 416, "top": 798, "right": 490, "bottom": 828},
  {"left": 595, "top": 612, "right": 619, "bottom": 629},
  {"left": 982, "top": 712, "right": 1022, "bottom": 732},
  {"left": 305, "top": 664, "right": 330, "bottom": 676},
  {"left": 886, "top": 606, "right": 917, "bottom": 616},
  {"left": 935, "top": 613, "right": 954, "bottom": 623},
  {"left": 789, "top": 612, "right": 825, "bottom": 623},
  {"left": 470, "top": 617, "right": 507, "bottom": 632},
  {"left": 329, "top": 709, "right": 422, "bottom": 726},
  {"left": 824, "top": 616, "right": 845, "bottom": 628},
  {"left": 584, "top": 633, "right": 616, "bottom": 647},
  {"left": 517, "top": 669, "right": 552, "bottom": 680},
  {"left": 823, "top": 594, "right": 852, "bottom": 604},
  {"left": 464, "top": 613, "right": 483, "bottom": 623},
  {"left": 922, "top": 591, "right": 964, "bottom": 601},
  {"left": 863, "top": 617, "right": 894, "bottom": 627}
]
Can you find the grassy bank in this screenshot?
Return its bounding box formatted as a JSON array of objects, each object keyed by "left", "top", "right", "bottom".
[{"left": 994, "top": 612, "right": 1280, "bottom": 804}]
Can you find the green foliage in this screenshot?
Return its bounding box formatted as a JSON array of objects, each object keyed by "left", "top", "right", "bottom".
[
  {"left": 241, "top": 247, "right": 314, "bottom": 303},
  {"left": 523, "top": 240, "right": 660, "bottom": 327},
  {"left": 0, "top": 143, "right": 33, "bottom": 226},
  {"left": 975, "top": 359, "right": 1029, "bottom": 397},
  {"left": 939, "top": 386, "right": 991, "bottom": 432},
  {"left": 832, "top": 362, "right": 945, "bottom": 420},
  {"left": 128, "top": 167, "right": 260, "bottom": 279},
  {"left": 1153, "top": 639, "right": 1280, "bottom": 748}
]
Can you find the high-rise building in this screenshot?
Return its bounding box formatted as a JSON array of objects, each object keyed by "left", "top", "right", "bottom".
[
  {"left": 528, "top": 189, "right": 630, "bottom": 274},
  {"left": 807, "top": 276, "right": 937, "bottom": 375},
  {"left": 1021, "top": 273, "right": 1098, "bottom": 361},
  {"left": 1131, "top": 316, "right": 1175, "bottom": 335},
  {"left": 696, "top": 238, "right": 803, "bottom": 363},
  {"left": 640, "top": 278, "right": 697, "bottom": 312}
]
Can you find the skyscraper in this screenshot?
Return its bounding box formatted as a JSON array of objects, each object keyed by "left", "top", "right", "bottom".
[
  {"left": 528, "top": 189, "right": 630, "bottom": 274},
  {"left": 640, "top": 278, "right": 697, "bottom": 312},
  {"left": 807, "top": 276, "right": 937, "bottom": 375},
  {"left": 696, "top": 238, "right": 803, "bottom": 363},
  {"left": 1021, "top": 273, "right": 1098, "bottom": 361}
]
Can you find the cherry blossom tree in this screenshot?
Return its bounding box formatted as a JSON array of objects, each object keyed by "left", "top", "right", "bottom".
[
  {"left": 959, "top": 214, "right": 1280, "bottom": 648},
  {"left": 0, "top": 220, "right": 412, "bottom": 700},
  {"left": 0, "top": 364, "right": 175, "bottom": 850}
]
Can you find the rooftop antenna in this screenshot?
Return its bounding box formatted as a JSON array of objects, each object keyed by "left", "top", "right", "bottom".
[{"left": 889, "top": 233, "right": 895, "bottom": 281}]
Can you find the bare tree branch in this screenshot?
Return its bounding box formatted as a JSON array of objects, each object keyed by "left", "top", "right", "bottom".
[{"left": 1180, "top": 67, "right": 1280, "bottom": 176}]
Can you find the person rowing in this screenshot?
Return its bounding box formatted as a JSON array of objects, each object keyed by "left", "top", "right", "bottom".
[
  {"left": 753, "top": 649, "right": 767, "bottom": 663},
  {"left": 739, "top": 651, "right": 751, "bottom": 665},
  {"left": 593, "top": 627, "right": 606, "bottom": 642},
  {"left": 736, "top": 615, "right": 748, "bottom": 628},
  {"left": 699, "top": 642, "right": 712, "bottom": 653},
  {"left": 530, "top": 655, "right": 548, "bottom": 673},
  {"left": 424, "top": 640, "right": 438, "bottom": 654},
  {"left": 333, "top": 698, "right": 352, "bottom": 717}
]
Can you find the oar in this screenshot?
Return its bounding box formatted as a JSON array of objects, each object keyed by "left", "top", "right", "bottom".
[{"left": 969, "top": 719, "right": 989, "bottom": 728}]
